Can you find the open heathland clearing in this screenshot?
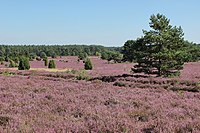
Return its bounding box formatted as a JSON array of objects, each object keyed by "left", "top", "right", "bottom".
[{"left": 0, "top": 56, "right": 200, "bottom": 132}]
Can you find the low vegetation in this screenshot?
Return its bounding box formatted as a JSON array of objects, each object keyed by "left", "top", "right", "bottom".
[
  {"left": 48, "top": 60, "right": 56, "bottom": 69},
  {"left": 18, "top": 57, "right": 30, "bottom": 70},
  {"left": 84, "top": 58, "right": 93, "bottom": 70}
]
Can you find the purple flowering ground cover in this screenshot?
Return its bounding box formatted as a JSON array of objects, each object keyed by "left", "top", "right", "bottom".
[{"left": 0, "top": 58, "right": 200, "bottom": 132}]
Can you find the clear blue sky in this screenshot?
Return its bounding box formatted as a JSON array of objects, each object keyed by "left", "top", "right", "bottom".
[{"left": 0, "top": 0, "right": 200, "bottom": 46}]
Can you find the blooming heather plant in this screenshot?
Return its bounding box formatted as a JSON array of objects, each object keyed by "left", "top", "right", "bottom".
[
  {"left": 0, "top": 58, "right": 199, "bottom": 132},
  {"left": 0, "top": 69, "right": 199, "bottom": 132}
]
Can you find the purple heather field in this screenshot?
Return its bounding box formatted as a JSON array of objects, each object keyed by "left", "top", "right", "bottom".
[{"left": 0, "top": 57, "right": 200, "bottom": 133}]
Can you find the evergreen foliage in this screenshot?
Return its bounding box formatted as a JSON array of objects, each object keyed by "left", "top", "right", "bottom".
[
  {"left": 48, "top": 60, "right": 56, "bottom": 69},
  {"left": 29, "top": 53, "right": 37, "bottom": 60},
  {"left": 128, "top": 14, "right": 187, "bottom": 77},
  {"left": 122, "top": 40, "right": 137, "bottom": 62},
  {"left": 18, "top": 57, "right": 30, "bottom": 70},
  {"left": 9, "top": 60, "right": 17, "bottom": 68},
  {"left": 51, "top": 52, "right": 57, "bottom": 58},
  {"left": 101, "top": 51, "right": 123, "bottom": 63},
  {"left": 0, "top": 45, "right": 119, "bottom": 60},
  {"left": 40, "top": 52, "right": 47, "bottom": 59},
  {"left": 84, "top": 58, "right": 93, "bottom": 70},
  {"left": 78, "top": 52, "right": 87, "bottom": 60},
  {"left": 43, "top": 57, "right": 48, "bottom": 66}
]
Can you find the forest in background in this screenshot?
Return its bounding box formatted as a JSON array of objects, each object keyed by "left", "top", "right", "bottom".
[{"left": 0, "top": 40, "right": 199, "bottom": 62}]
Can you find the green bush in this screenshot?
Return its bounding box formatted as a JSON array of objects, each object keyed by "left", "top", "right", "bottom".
[
  {"left": 84, "top": 58, "right": 93, "bottom": 70},
  {"left": 101, "top": 51, "right": 123, "bottom": 63},
  {"left": 9, "top": 60, "right": 17, "bottom": 68},
  {"left": 75, "top": 70, "right": 90, "bottom": 80},
  {"left": 48, "top": 60, "right": 56, "bottom": 69},
  {"left": 18, "top": 57, "right": 30, "bottom": 70},
  {"left": 43, "top": 57, "right": 48, "bottom": 66}
]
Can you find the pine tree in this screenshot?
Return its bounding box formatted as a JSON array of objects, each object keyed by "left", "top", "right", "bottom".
[{"left": 132, "top": 14, "right": 186, "bottom": 77}]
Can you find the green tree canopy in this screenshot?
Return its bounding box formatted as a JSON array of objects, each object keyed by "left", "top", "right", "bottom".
[
  {"left": 40, "top": 52, "right": 47, "bottom": 59},
  {"left": 122, "top": 40, "right": 138, "bottom": 62},
  {"left": 78, "top": 52, "right": 88, "bottom": 60},
  {"left": 131, "top": 14, "right": 187, "bottom": 77},
  {"left": 101, "top": 51, "right": 123, "bottom": 63}
]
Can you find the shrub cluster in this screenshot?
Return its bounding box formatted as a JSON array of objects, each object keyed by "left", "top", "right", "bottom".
[
  {"left": 48, "top": 60, "right": 56, "bottom": 69},
  {"left": 84, "top": 58, "right": 93, "bottom": 70},
  {"left": 18, "top": 57, "right": 30, "bottom": 70}
]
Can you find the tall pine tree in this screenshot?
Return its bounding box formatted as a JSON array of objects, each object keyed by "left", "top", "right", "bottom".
[{"left": 132, "top": 14, "right": 186, "bottom": 77}]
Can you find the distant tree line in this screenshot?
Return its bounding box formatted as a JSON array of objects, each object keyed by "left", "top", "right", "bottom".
[
  {"left": 0, "top": 45, "right": 122, "bottom": 62},
  {"left": 0, "top": 45, "right": 105, "bottom": 58},
  {"left": 0, "top": 44, "right": 124, "bottom": 71}
]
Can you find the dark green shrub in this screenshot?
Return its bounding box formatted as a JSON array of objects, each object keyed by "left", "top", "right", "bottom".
[
  {"left": 101, "top": 52, "right": 109, "bottom": 60},
  {"left": 101, "top": 76, "right": 116, "bottom": 82},
  {"left": 43, "top": 57, "right": 48, "bottom": 66},
  {"left": 48, "top": 60, "right": 56, "bottom": 69},
  {"left": 84, "top": 58, "right": 93, "bottom": 70},
  {"left": 18, "top": 57, "right": 30, "bottom": 70},
  {"left": 113, "top": 82, "right": 126, "bottom": 87},
  {"left": 101, "top": 51, "right": 123, "bottom": 63}
]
